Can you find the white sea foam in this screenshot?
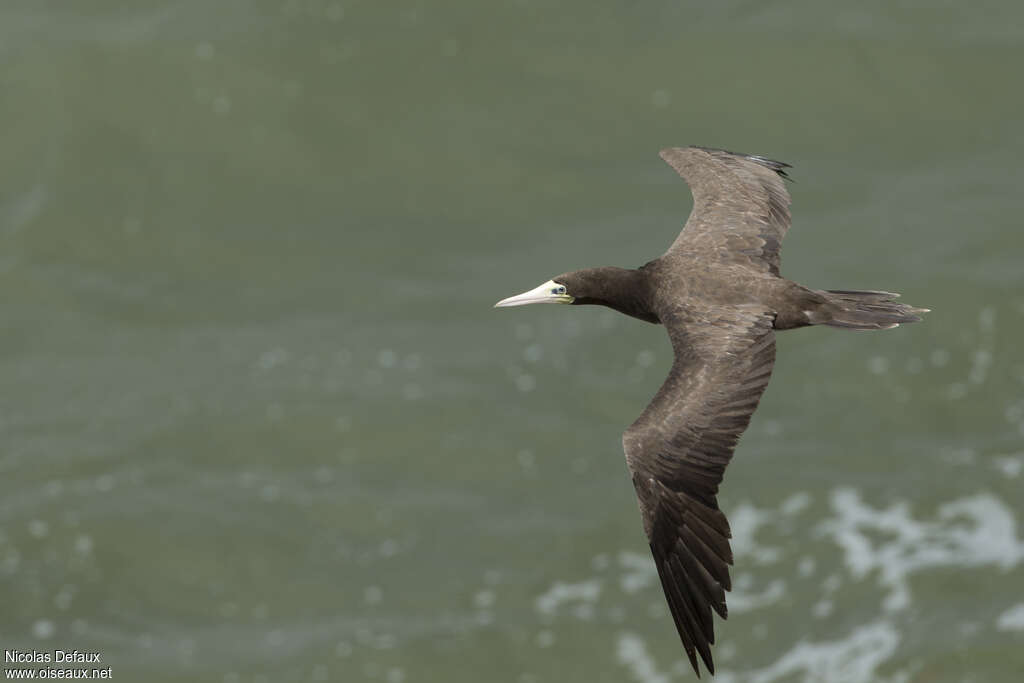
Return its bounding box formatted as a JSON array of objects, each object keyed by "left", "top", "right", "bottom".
[
  {"left": 740, "top": 620, "right": 905, "bottom": 683},
  {"left": 531, "top": 487, "right": 1022, "bottom": 680},
  {"left": 728, "top": 579, "right": 786, "bottom": 613},
  {"left": 780, "top": 492, "right": 812, "bottom": 516},
  {"left": 993, "top": 454, "right": 1022, "bottom": 477},
  {"left": 819, "top": 488, "right": 1024, "bottom": 612},
  {"left": 997, "top": 603, "right": 1024, "bottom": 631},
  {"left": 729, "top": 502, "right": 781, "bottom": 565},
  {"left": 534, "top": 579, "right": 601, "bottom": 616},
  {"left": 616, "top": 621, "right": 904, "bottom": 683},
  {"left": 618, "top": 551, "right": 657, "bottom": 594},
  {"left": 616, "top": 632, "right": 671, "bottom": 683}
]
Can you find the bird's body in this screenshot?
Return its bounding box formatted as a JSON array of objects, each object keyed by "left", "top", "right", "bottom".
[
  {"left": 495, "top": 146, "right": 927, "bottom": 677},
  {"left": 567, "top": 261, "right": 823, "bottom": 329}
]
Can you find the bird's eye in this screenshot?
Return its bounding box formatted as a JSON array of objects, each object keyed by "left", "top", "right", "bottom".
[{"left": 553, "top": 286, "right": 566, "bottom": 295}]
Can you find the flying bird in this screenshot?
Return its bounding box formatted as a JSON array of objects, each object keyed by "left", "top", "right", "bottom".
[{"left": 494, "top": 147, "right": 927, "bottom": 677}]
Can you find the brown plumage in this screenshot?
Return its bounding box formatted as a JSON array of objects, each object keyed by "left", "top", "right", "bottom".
[{"left": 494, "top": 146, "right": 928, "bottom": 677}]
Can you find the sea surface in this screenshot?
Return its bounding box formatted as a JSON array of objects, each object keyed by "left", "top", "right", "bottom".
[{"left": 1, "top": 2, "right": 1023, "bottom": 682}]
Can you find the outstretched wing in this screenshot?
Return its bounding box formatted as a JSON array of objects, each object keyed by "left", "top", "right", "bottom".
[
  {"left": 659, "top": 146, "right": 793, "bottom": 276},
  {"left": 623, "top": 305, "right": 776, "bottom": 677}
]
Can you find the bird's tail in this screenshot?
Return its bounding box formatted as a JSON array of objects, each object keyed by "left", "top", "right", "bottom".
[{"left": 821, "top": 289, "right": 929, "bottom": 330}]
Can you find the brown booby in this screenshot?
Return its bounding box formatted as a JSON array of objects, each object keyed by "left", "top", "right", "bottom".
[{"left": 495, "top": 146, "right": 928, "bottom": 677}]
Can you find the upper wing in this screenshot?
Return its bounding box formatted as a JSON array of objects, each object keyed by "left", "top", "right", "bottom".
[
  {"left": 623, "top": 305, "right": 777, "bottom": 677},
  {"left": 659, "top": 146, "right": 793, "bottom": 276}
]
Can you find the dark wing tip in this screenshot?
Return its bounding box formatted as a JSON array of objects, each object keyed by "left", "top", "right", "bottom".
[
  {"left": 744, "top": 154, "right": 794, "bottom": 182},
  {"left": 664, "top": 145, "right": 795, "bottom": 183}
]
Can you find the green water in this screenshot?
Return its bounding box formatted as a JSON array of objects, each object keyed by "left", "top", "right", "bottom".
[{"left": 2, "top": 2, "right": 1023, "bottom": 682}]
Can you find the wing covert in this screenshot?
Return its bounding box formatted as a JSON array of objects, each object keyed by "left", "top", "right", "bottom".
[{"left": 659, "top": 146, "right": 793, "bottom": 276}]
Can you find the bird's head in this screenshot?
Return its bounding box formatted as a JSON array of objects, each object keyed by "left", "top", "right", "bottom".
[
  {"left": 493, "top": 276, "right": 575, "bottom": 308},
  {"left": 494, "top": 269, "right": 607, "bottom": 308},
  {"left": 494, "top": 268, "right": 658, "bottom": 324}
]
